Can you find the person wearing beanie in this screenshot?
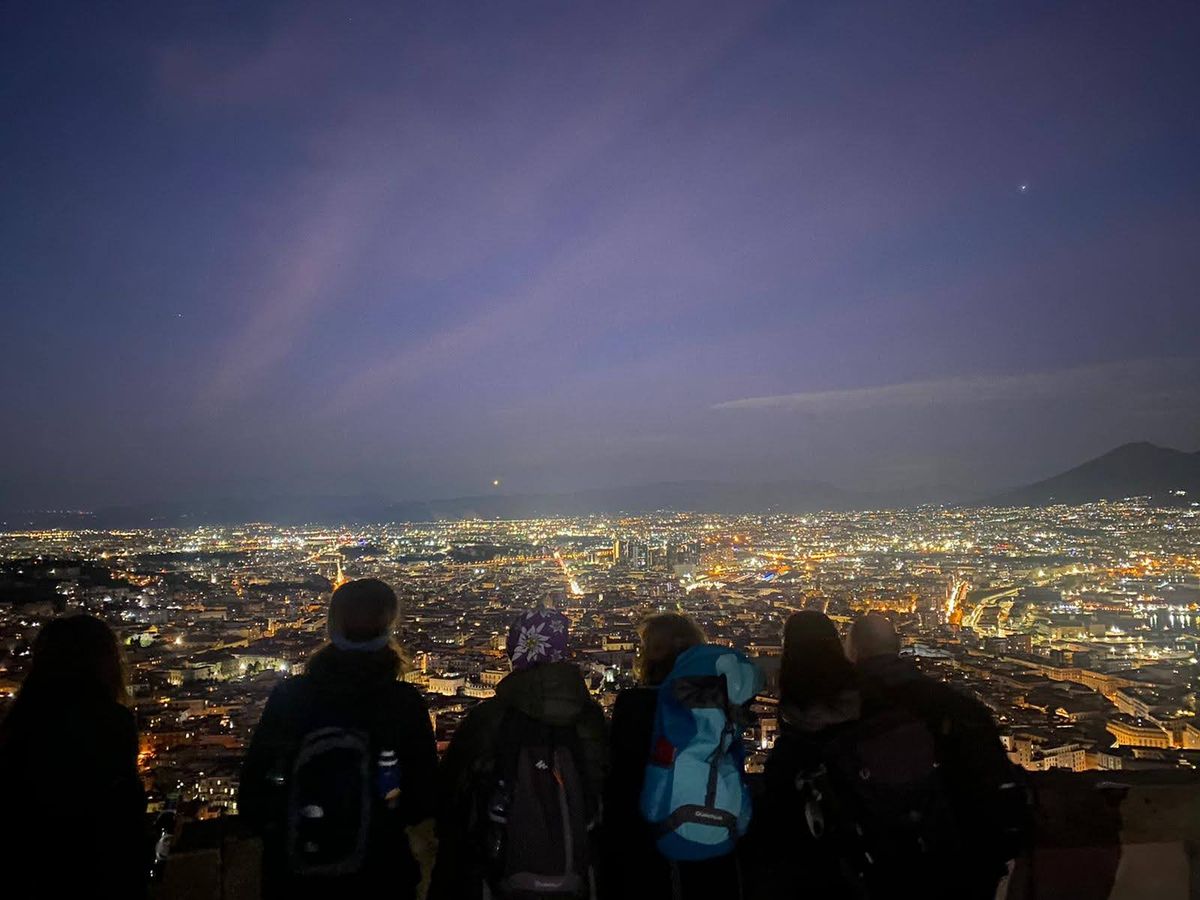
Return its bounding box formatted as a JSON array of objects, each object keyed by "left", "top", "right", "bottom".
[
  {"left": 429, "top": 606, "right": 607, "bottom": 899},
  {"left": 240, "top": 578, "right": 437, "bottom": 900},
  {"left": 327, "top": 576, "right": 404, "bottom": 651},
  {"left": 505, "top": 606, "right": 570, "bottom": 670}
]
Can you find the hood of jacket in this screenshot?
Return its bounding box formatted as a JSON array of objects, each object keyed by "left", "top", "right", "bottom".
[
  {"left": 781, "top": 687, "right": 862, "bottom": 733},
  {"left": 495, "top": 661, "right": 593, "bottom": 726},
  {"left": 304, "top": 643, "right": 402, "bottom": 694}
]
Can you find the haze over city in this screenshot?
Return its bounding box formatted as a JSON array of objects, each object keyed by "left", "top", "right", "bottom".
[{"left": 4, "top": 0, "right": 1200, "bottom": 513}]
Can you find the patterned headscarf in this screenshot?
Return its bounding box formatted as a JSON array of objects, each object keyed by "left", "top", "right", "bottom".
[{"left": 506, "top": 608, "right": 570, "bottom": 671}]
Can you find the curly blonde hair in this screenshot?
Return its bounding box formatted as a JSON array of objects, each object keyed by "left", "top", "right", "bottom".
[{"left": 635, "top": 613, "right": 705, "bottom": 685}]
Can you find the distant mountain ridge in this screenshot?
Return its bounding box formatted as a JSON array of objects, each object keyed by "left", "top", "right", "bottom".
[
  {"left": 385, "top": 480, "right": 875, "bottom": 521},
  {"left": 990, "top": 442, "right": 1200, "bottom": 507},
  {"left": 4, "top": 442, "right": 1196, "bottom": 528}
]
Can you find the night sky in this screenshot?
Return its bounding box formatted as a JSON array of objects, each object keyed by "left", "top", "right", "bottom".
[{"left": 3, "top": 1, "right": 1200, "bottom": 510}]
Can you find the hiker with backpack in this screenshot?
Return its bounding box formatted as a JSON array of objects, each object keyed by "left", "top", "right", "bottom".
[
  {"left": 239, "top": 578, "right": 437, "bottom": 900},
  {"left": 429, "top": 607, "right": 606, "bottom": 900},
  {"left": 756, "top": 610, "right": 997, "bottom": 900},
  {"left": 750, "top": 610, "right": 870, "bottom": 898},
  {"left": 847, "top": 613, "right": 1029, "bottom": 899},
  {"left": 603, "top": 613, "right": 762, "bottom": 900}
]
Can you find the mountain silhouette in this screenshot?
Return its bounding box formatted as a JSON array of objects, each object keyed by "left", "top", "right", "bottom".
[
  {"left": 383, "top": 480, "right": 871, "bottom": 520},
  {"left": 991, "top": 442, "right": 1200, "bottom": 506}
]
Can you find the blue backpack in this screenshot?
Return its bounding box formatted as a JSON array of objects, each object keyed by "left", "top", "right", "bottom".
[{"left": 638, "top": 644, "right": 764, "bottom": 861}]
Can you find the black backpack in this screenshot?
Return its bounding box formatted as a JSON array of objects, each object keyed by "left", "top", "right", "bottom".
[
  {"left": 873, "top": 673, "right": 1033, "bottom": 871},
  {"left": 793, "top": 706, "right": 959, "bottom": 890},
  {"left": 280, "top": 691, "right": 407, "bottom": 878},
  {"left": 475, "top": 709, "right": 597, "bottom": 899}
]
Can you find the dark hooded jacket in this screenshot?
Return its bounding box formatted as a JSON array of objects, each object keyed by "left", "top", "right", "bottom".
[
  {"left": 855, "top": 654, "right": 1025, "bottom": 896},
  {"left": 754, "top": 658, "right": 1023, "bottom": 900},
  {"left": 749, "top": 687, "right": 866, "bottom": 900},
  {"left": 0, "top": 678, "right": 147, "bottom": 898},
  {"left": 239, "top": 645, "right": 437, "bottom": 900},
  {"left": 429, "top": 661, "right": 607, "bottom": 900}
]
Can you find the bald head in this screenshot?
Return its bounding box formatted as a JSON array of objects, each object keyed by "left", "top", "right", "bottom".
[{"left": 848, "top": 613, "right": 901, "bottom": 663}]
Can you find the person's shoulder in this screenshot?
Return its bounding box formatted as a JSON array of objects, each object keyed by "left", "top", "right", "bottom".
[
  {"left": 261, "top": 672, "right": 316, "bottom": 716},
  {"left": 615, "top": 685, "right": 657, "bottom": 702},
  {"left": 938, "top": 683, "right": 996, "bottom": 726},
  {"left": 872, "top": 662, "right": 950, "bottom": 703},
  {"left": 764, "top": 728, "right": 803, "bottom": 771},
  {"left": 447, "top": 697, "right": 506, "bottom": 756},
  {"left": 66, "top": 698, "right": 139, "bottom": 764},
  {"left": 388, "top": 678, "right": 429, "bottom": 710},
  {"left": 103, "top": 700, "right": 138, "bottom": 734},
  {"left": 910, "top": 670, "right": 983, "bottom": 708},
  {"left": 613, "top": 686, "right": 657, "bottom": 716},
  {"left": 467, "top": 695, "right": 505, "bottom": 725},
  {"left": 269, "top": 672, "right": 307, "bottom": 699},
  {"left": 68, "top": 694, "right": 137, "bottom": 738},
  {"left": 896, "top": 671, "right": 995, "bottom": 730}
]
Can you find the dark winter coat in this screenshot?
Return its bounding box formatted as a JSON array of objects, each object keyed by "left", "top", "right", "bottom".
[
  {"left": 754, "top": 659, "right": 1022, "bottom": 900},
  {"left": 750, "top": 688, "right": 866, "bottom": 900},
  {"left": 429, "top": 661, "right": 607, "bottom": 900},
  {"left": 239, "top": 645, "right": 437, "bottom": 900},
  {"left": 855, "top": 653, "right": 1025, "bottom": 896},
  {"left": 0, "top": 679, "right": 147, "bottom": 898}
]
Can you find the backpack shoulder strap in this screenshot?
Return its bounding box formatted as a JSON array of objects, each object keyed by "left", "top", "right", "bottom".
[
  {"left": 261, "top": 676, "right": 323, "bottom": 774},
  {"left": 368, "top": 680, "right": 411, "bottom": 745},
  {"left": 493, "top": 704, "right": 525, "bottom": 775}
]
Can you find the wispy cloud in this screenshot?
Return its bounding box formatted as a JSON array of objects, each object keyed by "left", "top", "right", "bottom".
[
  {"left": 155, "top": 12, "right": 334, "bottom": 109},
  {"left": 713, "top": 358, "right": 1200, "bottom": 414},
  {"left": 198, "top": 165, "right": 391, "bottom": 409},
  {"left": 165, "top": 0, "right": 777, "bottom": 411}
]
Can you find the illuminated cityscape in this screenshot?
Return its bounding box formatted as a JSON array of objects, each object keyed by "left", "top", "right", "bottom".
[{"left": 3, "top": 497, "right": 1198, "bottom": 820}]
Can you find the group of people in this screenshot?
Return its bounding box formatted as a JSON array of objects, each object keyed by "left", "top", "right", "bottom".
[{"left": 0, "top": 577, "right": 1028, "bottom": 899}]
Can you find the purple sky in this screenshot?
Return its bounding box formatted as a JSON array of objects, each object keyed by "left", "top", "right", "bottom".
[{"left": 3, "top": 1, "right": 1200, "bottom": 509}]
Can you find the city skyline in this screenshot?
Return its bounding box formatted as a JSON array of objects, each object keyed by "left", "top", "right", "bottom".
[
  {"left": 4, "top": 1, "right": 1200, "bottom": 510},
  {"left": 5, "top": 499, "right": 1200, "bottom": 802}
]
